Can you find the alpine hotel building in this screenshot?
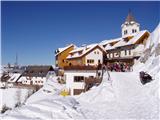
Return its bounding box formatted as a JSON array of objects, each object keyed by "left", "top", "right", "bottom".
[{"left": 55, "top": 12, "right": 150, "bottom": 68}]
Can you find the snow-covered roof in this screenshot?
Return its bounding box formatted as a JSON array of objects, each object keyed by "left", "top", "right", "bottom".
[
  {"left": 8, "top": 73, "right": 21, "bottom": 82},
  {"left": 67, "top": 44, "right": 106, "bottom": 59},
  {"left": 70, "top": 47, "right": 84, "bottom": 53},
  {"left": 55, "top": 44, "right": 75, "bottom": 56},
  {"left": 113, "top": 39, "right": 128, "bottom": 48},
  {"left": 126, "top": 30, "right": 149, "bottom": 45},
  {"left": 104, "top": 44, "right": 115, "bottom": 50},
  {"left": 99, "top": 37, "right": 121, "bottom": 46},
  {"left": 107, "top": 30, "right": 149, "bottom": 49},
  {"left": 17, "top": 76, "right": 27, "bottom": 82},
  {"left": 70, "top": 43, "right": 99, "bottom": 53}
]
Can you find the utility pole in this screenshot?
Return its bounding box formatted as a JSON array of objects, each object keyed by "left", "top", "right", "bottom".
[{"left": 15, "top": 53, "right": 18, "bottom": 67}]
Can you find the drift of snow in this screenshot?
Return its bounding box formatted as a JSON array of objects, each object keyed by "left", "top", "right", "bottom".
[
  {"left": 0, "top": 88, "right": 33, "bottom": 112},
  {"left": 1, "top": 76, "right": 85, "bottom": 119},
  {"left": 134, "top": 23, "right": 160, "bottom": 78},
  {"left": 76, "top": 71, "right": 115, "bottom": 103}
]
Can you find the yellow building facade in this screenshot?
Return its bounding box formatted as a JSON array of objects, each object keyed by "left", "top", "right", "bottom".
[{"left": 55, "top": 44, "right": 75, "bottom": 68}]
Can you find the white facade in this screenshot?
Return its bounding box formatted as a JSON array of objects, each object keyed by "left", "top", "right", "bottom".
[
  {"left": 120, "top": 49, "right": 133, "bottom": 58},
  {"left": 18, "top": 71, "right": 55, "bottom": 86},
  {"left": 85, "top": 48, "right": 103, "bottom": 66},
  {"left": 64, "top": 70, "right": 97, "bottom": 96},
  {"left": 107, "top": 44, "right": 145, "bottom": 60},
  {"left": 121, "top": 21, "right": 140, "bottom": 38},
  {"left": 19, "top": 76, "right": 46, "bottom": 86}
]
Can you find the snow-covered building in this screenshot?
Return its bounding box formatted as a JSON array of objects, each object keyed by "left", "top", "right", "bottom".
[
  {"left": 100, "top": 12, "right": 150, "bottom": 65},
  {"left": 64, "top": 66, "right": 102, "bottom": 95},
  {"left": 55, "top": 44, "right": 76, "bottom": 68},
  {"left": 7, "top": 73, "right": 22, "bottom": 83},
  {"left": 55, "top": 11, "right": 150, "bottom": 67},
  {"left": 18, "top": 66, "right": 54, "bottom": 86},
  {"left": 55, "top": 44, "right": 106, "bottom": 68},
  {"left": 66, "top": 44, "right": 106, "bottom": 66}
]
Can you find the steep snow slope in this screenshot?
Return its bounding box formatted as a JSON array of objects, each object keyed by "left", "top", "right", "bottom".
[
  {"left": 134, "top": 23, "right": 160, "bottom": 76},
  {"left": 76, "top": 72, "right": 159, "bottom": 119},
  {"left": 134, "top": 23, "right": 160, "bottom": 100}
]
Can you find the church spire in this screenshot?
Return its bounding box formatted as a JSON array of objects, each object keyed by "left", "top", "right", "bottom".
[{"left": 125, "top": 10, "right": 136, "bottom": 23}]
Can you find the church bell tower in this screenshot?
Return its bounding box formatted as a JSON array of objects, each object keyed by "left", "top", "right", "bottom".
[{"left": 121, "top": 11, "right": 140, "bottom": 38}]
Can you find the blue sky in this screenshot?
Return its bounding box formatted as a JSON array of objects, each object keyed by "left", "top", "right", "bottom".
[{"left": 1, "top": 1, "right": 160, "bottom": 65}]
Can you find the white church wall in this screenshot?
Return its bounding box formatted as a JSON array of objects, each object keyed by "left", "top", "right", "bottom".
[{"left": 122, "top": 23, "right": 140, "bottom": 38}]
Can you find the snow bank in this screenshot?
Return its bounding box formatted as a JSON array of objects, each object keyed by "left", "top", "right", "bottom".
[
  {"left": 1, "top": 76, "right": 85, "bottom": 119},
  {"left": 133, "top": 25, "right": 160, "bottom": 110},
  {"left": 0, "top": 88, "right": 33, "bottom": 111},
  {"left": 133, "top": 23, "right": 160, "bottom": 110},
  {"left": 26, "top": 77, "right": 64, "bottom": 104},
  {"left": 77, "top": 71, "right": 115, "bottom": 103},
  {"left": 135, "top": 23, "right": 160, "bottom": 75},
  {"left": 1, "top": 96, "right": 84, "bottom": 120}
]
